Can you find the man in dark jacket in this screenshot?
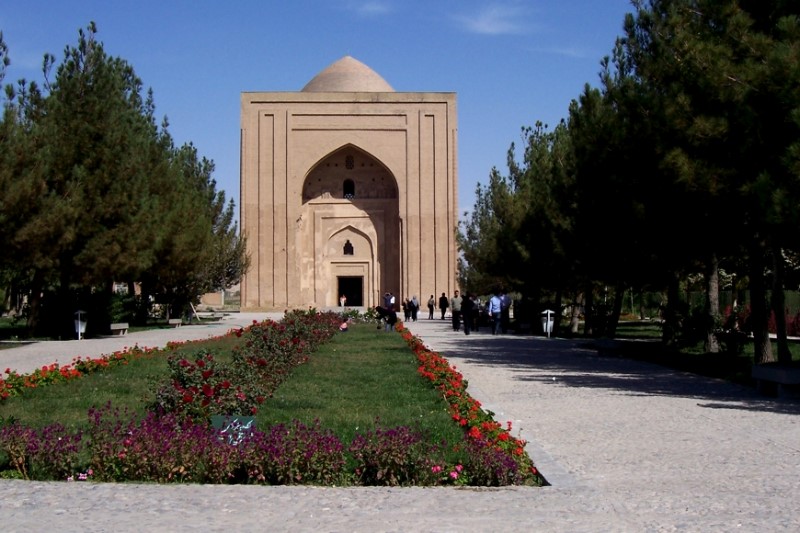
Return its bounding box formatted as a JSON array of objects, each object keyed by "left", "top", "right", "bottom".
[{"left": 438, "top": 292, "right": 449, "bottom": 320}]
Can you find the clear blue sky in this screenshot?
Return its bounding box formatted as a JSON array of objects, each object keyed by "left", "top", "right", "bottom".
[{"left": 2, "top": 0, "right": 634, "bottom": 220}]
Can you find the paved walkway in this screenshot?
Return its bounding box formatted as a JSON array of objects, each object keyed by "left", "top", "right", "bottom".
[
  {"left": 0, "top": 312, "right": 283, "bottom": 376},
  {"left": 1, "top": 315, "right": 799, "bottom": 532}
]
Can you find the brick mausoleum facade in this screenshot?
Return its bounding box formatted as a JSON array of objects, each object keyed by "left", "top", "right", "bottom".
[{"left": 240, "top": 56, "right": 458, "bottom": 310}]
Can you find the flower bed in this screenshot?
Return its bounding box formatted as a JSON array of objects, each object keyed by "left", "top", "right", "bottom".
[
  {"left": 0, "top": 312, "right": 544, "bottom": 486},
  {"left": 398, "top": 321, "right": 545, "bottom": 485}
]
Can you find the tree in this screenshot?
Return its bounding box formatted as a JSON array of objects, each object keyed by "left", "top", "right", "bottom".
[
  {"left": 620, "top": 0, "right": 800, "bottom": 363},
  {"left": 141, "top": 143, "right": 249, "bottom": 318},
  {"left": 458, "top": 120, "right": 579, "bottom": 330},
  {"left": 0, "top": 24, "right": 249, "bottom": 335}
]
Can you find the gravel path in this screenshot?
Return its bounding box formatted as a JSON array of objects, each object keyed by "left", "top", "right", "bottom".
[{"left": 1, "top": 315, "right": 799, "bottom": 532}]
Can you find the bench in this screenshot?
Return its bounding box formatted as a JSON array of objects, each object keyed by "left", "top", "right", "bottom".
[
  {"left": 168, "top": 318, "right": 182, "bottom": 328},
  {"left": 752, "top": 363, "right": 800, "bottom": 398},
  {"left": 109, "top": 322, "right": 129, "bottom": 335}
]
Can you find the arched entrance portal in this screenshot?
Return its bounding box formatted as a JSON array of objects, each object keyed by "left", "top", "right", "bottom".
[{"left": 300, "top": 145, "right": 400, "bottom": 308}]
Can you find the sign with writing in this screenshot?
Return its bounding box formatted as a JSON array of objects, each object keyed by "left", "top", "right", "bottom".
[{"left": 211, "top": 415, "right": 255, "bottom": 446}]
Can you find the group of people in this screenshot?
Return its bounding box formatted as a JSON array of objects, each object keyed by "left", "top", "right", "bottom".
[
  {"left": 401, "top": 296, "right": 421, "bottom": 321},
  {"left": 375, "top": 288, "right": 512, "bottom": 335},
  {"left": 433, "top": 289, "right": 512, "bottom": 336}
]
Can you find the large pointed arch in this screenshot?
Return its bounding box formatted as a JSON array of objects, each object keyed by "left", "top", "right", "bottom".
[
  {"left": 298, "top": 143, "right": 400, "bottom": 308},
  {"left": 302, "top": 144, "right": 398, "bottom": 203}
]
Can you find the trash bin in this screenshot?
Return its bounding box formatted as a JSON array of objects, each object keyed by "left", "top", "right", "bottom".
[
  {"left": 540, "top": 309, "right": 555, "bottom": 338},
  {"left": 74, "top": 310, "right": 87, "bottom": 340}
]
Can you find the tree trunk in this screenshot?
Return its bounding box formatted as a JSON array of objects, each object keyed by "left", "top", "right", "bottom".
[
  {"left": 750, "top": 240, "right": 774, "bottom": 364},
  {"left": 570, "top": 291, "right": 583, "bottom": 334},
  {"left": 662, "top": 272, "right": 681, "bottom": 348},
  {"left": 607, "top": 282, "right": 625, "bottom": 338},
  {"left": 554, "top": 287, "right": 563, "bottom": 335},
  {"left": 583, "top": 286, "right": 594, "bottom": 336},
  {"left": 704, "top": 253, "right": 721, "bottom": 353},
  {"left": 26, "top": 287, "right": 42, "bottom": 334},
  {"left": 771, "top": 249, "right": 791, "bottom": 364}
]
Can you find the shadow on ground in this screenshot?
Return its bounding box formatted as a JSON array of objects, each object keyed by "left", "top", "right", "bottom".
[{"left": 416, "top": 321, "right": 800, "bottom": 416}]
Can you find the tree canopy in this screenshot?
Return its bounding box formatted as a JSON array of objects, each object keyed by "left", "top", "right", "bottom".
[
  {"left": 459, "top": 0, "right": 800, "bottom": 362},
  {"left": 0, "top": 23, "right": 248, "bottom": 336}
]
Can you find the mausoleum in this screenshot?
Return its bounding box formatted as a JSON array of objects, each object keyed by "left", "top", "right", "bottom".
[{"left": 240, "top": 56, "right": 458, "bottom": 310}]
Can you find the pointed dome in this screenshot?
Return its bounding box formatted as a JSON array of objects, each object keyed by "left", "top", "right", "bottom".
[{"left": 302, "top": 56, "right": 395, "bottom": 92}]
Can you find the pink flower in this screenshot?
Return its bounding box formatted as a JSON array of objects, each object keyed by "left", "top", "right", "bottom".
[
  {"left": 450, "top": 471, "right": 459, "bottom": 480},
  {"left": 431, "top": 465, "right": 442, "bottom": 474}
]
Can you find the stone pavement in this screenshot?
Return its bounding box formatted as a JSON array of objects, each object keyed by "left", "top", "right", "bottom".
[{"left": 1, "top": 314, "right": 799, "bottom": 532}]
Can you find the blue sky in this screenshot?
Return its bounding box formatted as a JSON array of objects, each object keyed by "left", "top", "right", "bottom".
[{"left": 2, "top": 0, "right": 634, "bottom": 220}]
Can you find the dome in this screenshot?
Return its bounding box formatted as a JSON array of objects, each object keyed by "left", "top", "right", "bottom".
[{"left": 301, "top": 56, "right": 395, "bottom": 92}]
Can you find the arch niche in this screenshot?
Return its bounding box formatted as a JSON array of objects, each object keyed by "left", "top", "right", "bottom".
[{"left": 299, "top": 145, "right": 400, "bottom": 308}]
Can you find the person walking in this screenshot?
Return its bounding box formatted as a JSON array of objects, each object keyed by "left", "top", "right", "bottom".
[
  {"left": 487, "top": 291, "right": 503, "bottom": 335},
  {"left": 450, "top": 290, "right": 463, "bottom": 332},
  {"left": 411, "top": 295, "right": 420, "bottom": 321},
  {"left": 438, "top": 292, "right": 449, "bottom": 320},
  {"left": 427, "top": 295, "right": 435, "bottom": 320},
  {"left": 500, "top": 291, "right": 512, "bottom": 334},
  {"left": 462, "top": 293, "right": 474, "bottom": 335}
]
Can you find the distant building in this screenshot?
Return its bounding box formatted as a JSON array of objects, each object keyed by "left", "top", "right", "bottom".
[{"left": 240, "top": 56, "right": 458, "bottom": 310}]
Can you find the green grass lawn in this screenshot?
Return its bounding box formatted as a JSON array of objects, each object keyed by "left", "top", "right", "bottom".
[
  {"left": 0, "top": 323, "right": 464, "bottom": 452},
  {"left": 259, "top": 323, "right": 463, "bottom": 447}
]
